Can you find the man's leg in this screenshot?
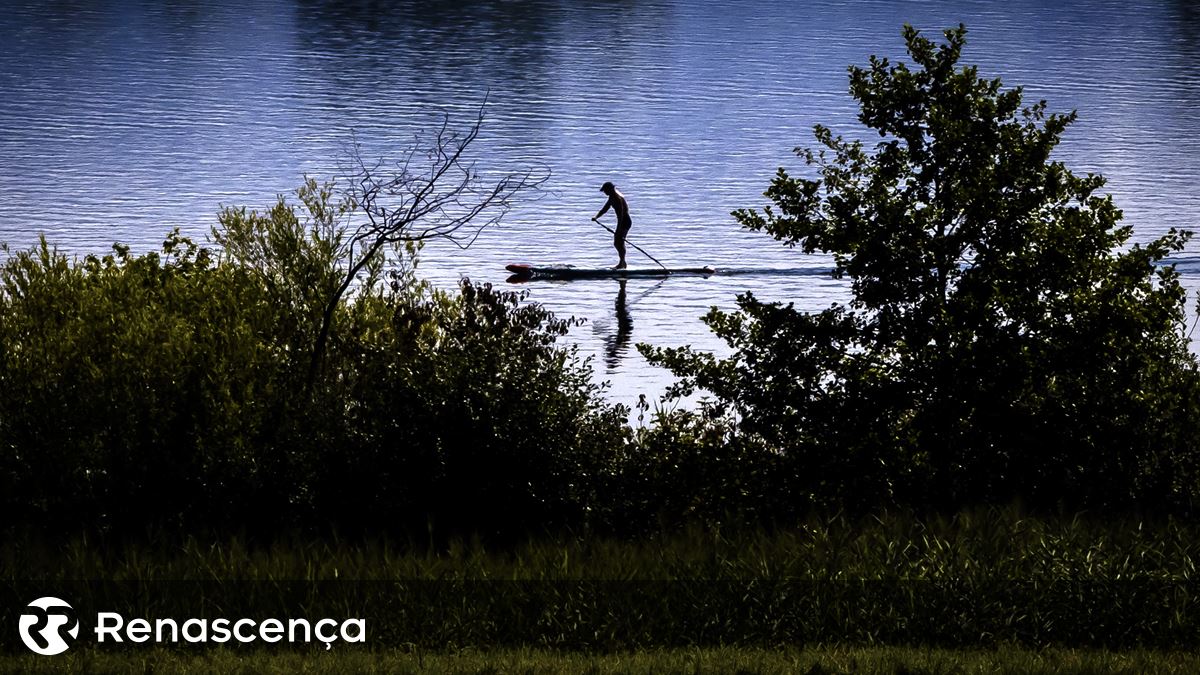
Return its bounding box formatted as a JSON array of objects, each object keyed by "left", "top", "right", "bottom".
[{"left": 614, "top": 228, "right": 628, "bottom": 269}]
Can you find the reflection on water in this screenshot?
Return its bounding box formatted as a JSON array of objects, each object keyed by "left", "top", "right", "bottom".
[
  {"left": 2, "top": 0, "right": 1200, "bottom": 407},
  {"left": 595, "top": 278, "right": 671, "bottom": 373},
  {"left": 602, "top": 280, "right": 634, "bottom": 373}
]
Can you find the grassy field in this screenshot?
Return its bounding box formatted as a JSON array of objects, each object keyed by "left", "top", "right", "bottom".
[
  {"left": 2, "top": 507, "right": 1197, "bottom": 662},
  {"left": 4, "top": 646, "right": 1200, "bottom": 674}
]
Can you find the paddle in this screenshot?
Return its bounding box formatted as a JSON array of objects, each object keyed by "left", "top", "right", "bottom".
[{"left": 591, "top": 218, "right": 668, "bottom": 270}]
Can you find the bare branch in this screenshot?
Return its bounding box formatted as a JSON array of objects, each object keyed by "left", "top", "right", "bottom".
[{"left": 307, "top": 101, "right": 549, "bottom": 392}]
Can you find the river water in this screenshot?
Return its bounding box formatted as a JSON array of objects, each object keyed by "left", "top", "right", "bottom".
[{"left": 2, "top": 0, "right": 1199, "bottom": 409}]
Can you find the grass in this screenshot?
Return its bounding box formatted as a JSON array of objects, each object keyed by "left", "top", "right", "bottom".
[
  {"left": 4, "top": 646, "right": 1200, "bottom": 674},
  {"left": 6, "top": 506, "right": 1195, "bottom": 582},
  {"left": 1, "top": 507, "right": 1196, "bottom": 654}
]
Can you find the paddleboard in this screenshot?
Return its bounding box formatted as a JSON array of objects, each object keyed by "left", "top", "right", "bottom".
[{"left": 505, "top": 264, "right": 716, "bottom": 281}]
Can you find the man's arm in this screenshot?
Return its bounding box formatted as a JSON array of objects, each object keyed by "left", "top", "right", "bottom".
[{"left": 593, "top": 197, "right": 613, "bottom": 221}]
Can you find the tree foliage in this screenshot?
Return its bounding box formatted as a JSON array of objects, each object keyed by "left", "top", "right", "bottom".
[{"left": 645, "top": 25, "right": 1200, "bottom": 514}]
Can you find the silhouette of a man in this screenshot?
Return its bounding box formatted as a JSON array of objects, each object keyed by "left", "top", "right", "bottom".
[{"left": 593, "top": 181, "right": 631, "bottom": 269}]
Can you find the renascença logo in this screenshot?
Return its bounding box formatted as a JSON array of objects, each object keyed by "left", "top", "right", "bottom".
[
  {"left": 17, "top": 597, "right": 366, "bottom": 654},
  {"left": 19, "top": 597, "right": 79, "bottom": 656}
]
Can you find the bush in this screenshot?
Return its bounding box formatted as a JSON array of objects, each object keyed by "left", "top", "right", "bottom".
[
  {"left": 0, "top": 183, "right": 628, "bottom": 539},
  {"left": 0, "top": 233, "right": 291, "bottom": 534},
  {"left": 312, "top": 279, "right": 631, "bottom": 537}
]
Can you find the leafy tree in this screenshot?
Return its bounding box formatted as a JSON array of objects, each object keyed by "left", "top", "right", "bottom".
[{"left": 645, "top": 25, "right": 1200, "bottom": 513}]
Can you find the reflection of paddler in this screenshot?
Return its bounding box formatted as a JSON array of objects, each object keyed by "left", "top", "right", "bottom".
[
  {"left": 604, "top": 279, "right": 633, "bottom": 372},
  {"left": 593, "top": 181, "right": 632, "bottom": 269}
]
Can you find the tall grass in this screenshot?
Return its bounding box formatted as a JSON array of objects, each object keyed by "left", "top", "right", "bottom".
[
  {"left": 3, "top": 507, "right": 1195, "bottom": 652},
  {"left": 6, "top": 646, "right": 1200, "bottom": 674}
]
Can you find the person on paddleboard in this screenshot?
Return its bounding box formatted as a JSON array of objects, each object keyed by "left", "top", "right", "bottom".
[{"left": 593, "top": 181, "right": 631, "bottom": 269}]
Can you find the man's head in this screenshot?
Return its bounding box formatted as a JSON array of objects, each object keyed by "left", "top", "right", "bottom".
[{"left": 600, "top": 181, "right": 615, "bottom": 195}]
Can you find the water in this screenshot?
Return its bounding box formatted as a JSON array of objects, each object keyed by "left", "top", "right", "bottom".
[{"left": 2, "top": 0, "right": 1199, "bottom": 410}]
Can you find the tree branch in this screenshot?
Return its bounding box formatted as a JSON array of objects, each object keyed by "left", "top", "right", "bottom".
[{"left": 305, "top": 102, "right": 550, "bottom": 392}]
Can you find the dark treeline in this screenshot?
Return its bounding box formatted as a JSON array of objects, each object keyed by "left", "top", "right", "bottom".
[{"left": 2, "top": 25, "right": 1200, "bottom": 542}]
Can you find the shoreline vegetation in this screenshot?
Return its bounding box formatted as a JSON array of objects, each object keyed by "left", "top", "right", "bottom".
[
  {"left": 4, "top": 507, "right": 1195, "bottom": 585},
  {"left": 2, "top": 24, "right": 1199, "bottom": 670},
  {"left": 5, "top": 646, "right": 1200, "bottom": 675},
  {"left": 2, "top": 508, "right": 1197, "bottom": 652}
]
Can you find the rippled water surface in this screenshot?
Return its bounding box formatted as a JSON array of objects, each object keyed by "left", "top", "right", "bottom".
[{"left": 3, "top": 0, "right": 1200, "bottom": 407}]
